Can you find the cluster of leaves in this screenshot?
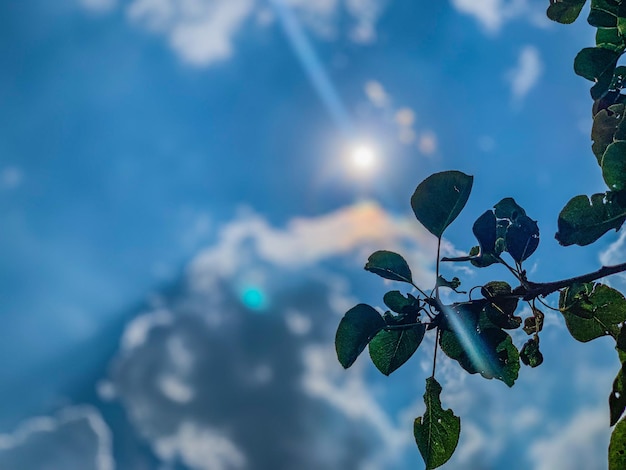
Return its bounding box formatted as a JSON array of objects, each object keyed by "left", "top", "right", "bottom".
[
  {"left": 333, "top": 2, "right": 626, "bottom": 468},
  {"left": 551, "top": 0, "right": 626, "bottom": 246},
  {"left": 336, "top": 168, "right": 626, "bottom": 468}
]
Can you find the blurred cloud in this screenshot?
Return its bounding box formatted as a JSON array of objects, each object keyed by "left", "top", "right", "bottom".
[
  {"left": 450, "top": 0, "right": 530, "bottom": 33},
  {"left": 80, "top": 0, "right": 390, "bottom": 66},
  {"left": 0, "top": 166, "right": 23, "bottom": 191},
  {"left": 127, "top": 0, "right": 255, "bottom": 66},
  {"left": 507, "top": 45, "right": 543, "bottom": 102},
  {"left": 528, "top": 408, "right": 609, "bottom": 470},
  {"left": 99, "top": 202, "right": 440, "bottom": 469},
  {"left": 0, "top": 407, "right": 114, "bottom": 470}
]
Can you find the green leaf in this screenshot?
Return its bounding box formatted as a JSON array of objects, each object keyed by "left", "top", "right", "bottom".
[
  {"left": 472, "top": 210, "right": 497, "bottom": 254},
  {"left": 596, "top": 28, "right": 624, "bottom": 50},
  {"left": 383, "top": 290, "right": 411, "bottom": 313},
  {"left": 436, "top": 275, "right": 464, "bottom": 293},
  {"left": 411, "top": 170, "right": 473, "bottom": 238},
  {"left": 609, "top": 417, "right": 626, "bottom": 470},
  {"left": 555, "top": 192, "right": 626, "bottom": 246},
  {"left": 603, "top": 141, "right": 626, "bottom": 190},
  {"left": 440, "top": 307, "right": 520, "bottom": 387},
  {"left": 505, "top": 214, "right": 540, "bottom": 263},
  {"left": 369, "top": 324, "right": 426, "bottom": 375},
  {"left": 559, "top": 283, "right": 626, "bottom": 342},
  {"left": 480, "top": 281, "right": 521, "bottom": 329},
  {"left": 589, "top": 8, "right": 617, "bottom": 27},
  {"left": 414, "top": 378, "right": 461, "bottom": 470},
  {"left": 520, "top": 338, "right": 544, "bottom": 368},
  {"left": 575, "top": 47, "right": 620, "bottom": 82},
  {"left": 610, "top": 363, "right": 626, "bottom": 426},
  {"left": 365, "top": 250, "right": 413, "bottom": 283},
  {"left": 547, "top": 0, "right": 587, "bottom": 24},
  {"left": 592, "top": 106, "right": 624, "bottom": 165},
  {"left": 335, "top": 304, "right": 385, "bottom": 369},
  {"left": 494, "top": 197, "right": 527, "bottom": 220}
]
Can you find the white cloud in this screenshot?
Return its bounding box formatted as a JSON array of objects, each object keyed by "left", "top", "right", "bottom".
[
  {"left": 154, "top": 422, "right": 246, "bottom": 470},
  {"left": 188, "top": 201, "right": 438, "bottom": 292},
  {"left": 450, "top": 0, "right": 531, "bottom": 33},
  {"left": 0, "top": 406, "right": 114, "bottom": 470},
  {"left": 600, "top": 229, "right": 626, "bottom": 266},
  {"left": 528, "top": 408, "right": 609, "bottom": 470},
  {"left": 120, "top": 308, "right": 174, "bottom": 351},
  {"left": 418, "top": 130, "right": 438, "bottom": 155},
  {"left": 508, "top": 45, "right": 543, "bottom": 102},
  {"left": 74, "top": 0, "right": 389, "bottom": 66},
  {"left": 127, "top": 0, "right": 254, "bottom": 66}
]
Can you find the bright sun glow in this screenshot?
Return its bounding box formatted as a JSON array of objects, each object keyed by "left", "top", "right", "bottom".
[{"left": 349, "top": 143, "right": 378, "bottom": 173}]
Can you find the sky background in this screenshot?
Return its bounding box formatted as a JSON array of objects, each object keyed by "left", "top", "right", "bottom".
[{"left": 0, "top": 0, "right": 624, "bottom": 469}]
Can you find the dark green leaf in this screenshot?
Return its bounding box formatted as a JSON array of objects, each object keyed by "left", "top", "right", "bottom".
[
  {"left": 574, "top": 47, "right": 620, "bottom": 82},
  {"left": 480, "top": 281, "right": 521, "bottom": 329},
  {"left": 520, "top": 338, "right": 544, "bottom": 368},
  {"left": 440, "top": 322, "right": 520, "bottom": 387},
  {"left": 592, "top": 106, "right": 624, "bottom": 165},
  {"left": 335, "top": 304, "right": 385, "bottom": 369},
  {"left": 436, "top": 275, "right": 464, "bottom": 292},
  {"left": 365, "top": 250, "right": 413, "bottom": 283},
  {"left": 547, "top": 0, "right": 587, "bottom": 24},
  {"left": 472, "top": 210, "right": 497, "bottom": 254},
  {"left": 383, "top": 290, "right": 411, "bottom": 313},
  {"left": 369, "top": 324, "right": 426, "bottom": 375},
  {"left": 411, "top": 170, "right": 473, "bottom": 238},
  {"left": 556, "top": 192, "right": 626, "bottom": 246},
  {"left": 494, "top": 197, "right": 527, "bottom": 220},
  {"left": 609, "top": 417, "right": 626, "bottom": 470},
  {"left": 559, "top": 283, "right": 626, "bottom": 342},
  {"left": 414, "top": 378, "right": 461, "bottom": 470},
  {"left": 603, "top": 141, "right": 626, "bottom": 190},
  {"left": 505, "top": 214, "right": 540, "bottom": 263},
  {"left": 588, "top": 8, "right": 617, "bottom": 27},
  {"left": 610, "top": 363, "right": 626, "bottom": 426}
]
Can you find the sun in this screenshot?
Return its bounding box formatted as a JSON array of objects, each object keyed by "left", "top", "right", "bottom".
[{"left": 349, "top": 143, "right": 378, "bottom": 174}]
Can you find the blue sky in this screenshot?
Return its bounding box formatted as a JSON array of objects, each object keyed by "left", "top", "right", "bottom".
[{"left": 0, "top": 0, "right": 624, "bottom": 469}]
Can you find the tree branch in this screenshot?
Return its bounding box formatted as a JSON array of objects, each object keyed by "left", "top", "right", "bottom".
[{"left": 512, "top": 262, "right": 626, "bottom": 300}]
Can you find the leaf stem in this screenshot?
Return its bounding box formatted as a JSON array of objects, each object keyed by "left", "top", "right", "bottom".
[{"left": 432, "top": 328, "right": 440, "bottom": 379}]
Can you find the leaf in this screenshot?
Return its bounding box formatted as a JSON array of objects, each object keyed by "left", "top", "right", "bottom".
[
  {"left": 523, "top": 308, "right": 545, "bottom": 335},
  {"left": 609, "top": 417, "right": 626, "bottom": 470},
  {"left": 411, "top": 170, "right": 473, "bottom": 238},
  {"left": 505, "top": 214, "right": 540, "bottom": 263},
  {"left": 520, "top": 338, "right": 544, "bottom": 368},
  {"left": 383, "top": 290, "right": 412, "bottom": 313},
  {"left": 555, "top": 192, "right": 626, "bottom": 246},
  {"left": 603, "top": 141, "right": 626, "bottom": 190},
  {"left": 574, "top": 47, "right": 620, "bottom": 83},
  {"left": 369, "top": 324, "right": 426, "bottom": 375},
  {"left": 559, "top": 283, "right": 626, "bottom": 342},
  {"left": 494, "top": 197, "right": 527, "bottom": 220},
  {"left": 588, "top": 8, "right": 617, "bottom": 27},
  {"left": 414, "top": 378, "right": 461, "bottom": 470},
  {"left": 440, "top": 316, "right": 520, "bottom": 387},
  {"left": 365, "top": 250, "right": 413, "bottom": 283},
  {"left": 436, "top": 275, "right": 464, "bottom": 293},
  {"left": 335, "top": 304, "right": 385, "bottom": 369},
  {"left": 472, "top": 210, "right": 497, "bottom": 254},
  {"left": 547, "top": 0, "right": 587, "bottom": 24},
  {"left": 480, "top": 281, "right": 521, "bottom": 329},
  {"left": 610, "top": 363, "right": 626, "bottom": 426},
  {"left": 592, "top": 106, "right": 624, "bottom": 165}
]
